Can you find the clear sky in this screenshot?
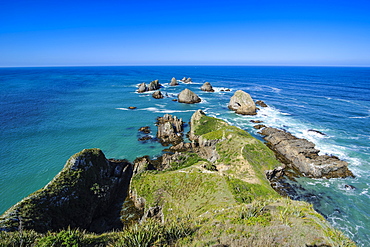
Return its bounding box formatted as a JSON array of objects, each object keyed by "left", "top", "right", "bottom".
[{"left": 1, "top": 0, "right": 370, "bottom": 67}]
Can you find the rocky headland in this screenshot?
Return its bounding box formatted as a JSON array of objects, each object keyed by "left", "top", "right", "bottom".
[{"left": 0, "top": 77, "right": 356, "bottom": 246}]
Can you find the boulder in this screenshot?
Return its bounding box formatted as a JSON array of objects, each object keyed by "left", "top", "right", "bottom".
[
  {"left": 178, "top": 89, "right": 201, "bottom": 104},
  {"left": 228, "top": 90, "right": 257, "bottom": 115},
  {"left": 169, "top": 77, "right": 179, "bottom": 86},
  {"left": 256, "top": 100, "right": 268, "bottom": 107},
  {"left": 148, "top": 80, "right": 161, "bottom": 91},
  {"left": 200, "top": 82, "right": 214, "bottom": 92},
  {"left": 0, "top": 149, "right": 133, "bottom": 233},
  {"left": 259, "top": 127, "right": 354, "bottom": 178},
  {"left": 137, "top": 82, "right": 148, "bottom": 93},
  {"left": 152, "top": 90, "right": 164, "bottom": 99}
]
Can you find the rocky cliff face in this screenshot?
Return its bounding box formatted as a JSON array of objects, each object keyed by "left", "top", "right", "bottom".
[
  {"left": 0, "top": 149, "right": 133, "bottom": 233},
  {"left": 260, "top": 127, "right": 354, "bottom": 178},
  {"left": 156, "top": 114, "right": 184, "bottom": 145}
]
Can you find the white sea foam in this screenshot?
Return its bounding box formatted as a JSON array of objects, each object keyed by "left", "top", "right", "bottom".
[
  {"left": 212, "top": 87, "right": 233, "bottom": 93},
  {"left": 116, "top": 108, "right": 129, "bottom": 111},
  {"left": 139, "top": 107, "right": 196, "bottom": 114}
]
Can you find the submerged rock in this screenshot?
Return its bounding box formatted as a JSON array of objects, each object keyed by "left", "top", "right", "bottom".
[
  {"left": 259, "top": 127, "right": 354, "bottom": 178},
  {"left": 228, "top": 90, "right": 257, "bottom": 115},
  {"left": 0, "top": 149, "right": 133, "bottom": 233},
  {"left": 178, "top": 89, "right": 201, "bottom": 104},
  {"left": 200, "top": 82, "right": 214, "bottom": 92}
]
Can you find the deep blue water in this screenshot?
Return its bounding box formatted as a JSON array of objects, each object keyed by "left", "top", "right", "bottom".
[{"left": 0, "top": 66, "right": 369, "bottom": 245}]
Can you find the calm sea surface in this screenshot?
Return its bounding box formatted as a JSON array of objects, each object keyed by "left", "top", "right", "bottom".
[{"left": 0, "top": 66, "right": 369, "bottom": 245}]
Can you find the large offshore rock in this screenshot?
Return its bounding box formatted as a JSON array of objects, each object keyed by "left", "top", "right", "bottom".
[
  {"left": 259, "top": 127, "right": 354, "bottom": 178},
  {"left": 200, "top": 82, "right": 214, "bottom": 92},
  {"left": 228, "top": 90, "right": 257, "bottom": 115},
  {"left": 178, "top": 88, "right": 201, "bottom": 104},
  {"left": 0, "top": 149, "right": 133, "bottom": 233}
]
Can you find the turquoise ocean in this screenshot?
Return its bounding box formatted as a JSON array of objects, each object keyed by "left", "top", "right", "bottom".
[{"left": 0, "top": 66, "right": 369, "bottom": 245}]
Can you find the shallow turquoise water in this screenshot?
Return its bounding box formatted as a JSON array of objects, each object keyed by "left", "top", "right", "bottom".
[{"left": 0, "top": 66, "right": 369, "bottom": 245}]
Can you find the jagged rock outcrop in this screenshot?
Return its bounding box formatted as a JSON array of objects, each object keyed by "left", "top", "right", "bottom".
[
  {"left": 200, "top": 82, "right": 214, "bottom": 92},
  {"left": 228, "top": 90, "right": 257, "bottom": 115},
  {"left": 259, "top": 127, "right": 354, "bottom": 178},
  {"left": 169, "top": 77, "right": 179, "bottom": 86},
  {"left": 181, "top": 77, "right": 192, "bottom": 83},
  {"left": 152, "top": 90, "right": 164, "bottom": 99},
  {"left": 178, "top": 89, "right": 201, "bottom": 104},
  {"left": 137, "top": 82, "right": 147, "bottom": 93},
  {"left": 148, "top": 80, "right": 161, "bottom": 91},
  {"left": 137, "top": 80, "right": 161, "bottom": 93},
  {"left": 0, "top": 149, "right": 133, "bottom": 233},
  {"left": 156, "top": 114, "right": 184, "bottom": 145}
]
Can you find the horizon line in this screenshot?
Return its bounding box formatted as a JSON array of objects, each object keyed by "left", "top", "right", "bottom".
[{"left": 1, "top": 64, "right": 370, "bottom": 68}]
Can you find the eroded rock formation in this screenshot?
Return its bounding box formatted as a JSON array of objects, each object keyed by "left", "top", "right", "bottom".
[
  {"left": 156, "top": 114, "right": 184, "bottom": 145},
  {"left": 169, "top": 77, "right": 179, "bottom": 86},
  {"left": 259, "top": 127, "right": 354, "bottom": 178},
  {"left": 200, "top": 82, "right": 214, "bottom": 92},
  {"left": 137, "top": 80, "right": 161, "bottom": 93},
  {"left": 178, "top": 88, "right": 201, "bottom": 104},
  {"left": 228, "top": 90, "right": 257, "bottom": 115}
]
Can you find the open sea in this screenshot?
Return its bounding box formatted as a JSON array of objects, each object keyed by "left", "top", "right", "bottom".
[{"left": 0, "top": 66, "right": 369, "bottom": 245}]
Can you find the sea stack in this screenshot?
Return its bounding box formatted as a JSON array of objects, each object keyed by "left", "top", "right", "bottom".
[
  {"left": 178, "top": 89, "right": 201, "bottom": 104},
  {"left": 228, "top": 90, "right": 257, "bottom": 115},
  {"left": 200, "top": 82, "right": 214, "bottom": 92},
  {"left": 169, "top": 77, "right": 179, "bottom": 86}
]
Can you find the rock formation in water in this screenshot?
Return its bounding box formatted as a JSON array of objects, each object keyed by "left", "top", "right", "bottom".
[
  {"left": 137, "top": 80, "right": 161, "bottom": 93},
  {"left": 137, "top": 82, "right": 147, "bottom": 93},
  {"left": 228, "top": 90, "right": 257, "bottom": 115},
  {"left": 169, "top": 77, "right": 179, "bottom": 86},
  {"left": 156, "top": 114, "right": 184, "bottom": 145},
  {"left": 181, "top": 77, "right": 192, "bottom": 83},
  {"left": 200, "top": 82, "right": 215, "bottom": 92},
  {"left": 178, "top": 88, "right": 201, "bottom": 104},
  {"left": 0, "top": 149, "right": 133, "bottom": 233},
  {"left": 259, "top": 127, "right": 354, "bottom": 178},
  {"left": 255, "top": 100, "right": 268, "bottom": 107},
  {"left": 152, "top": 90, "right": 164, "bottom": 99}
]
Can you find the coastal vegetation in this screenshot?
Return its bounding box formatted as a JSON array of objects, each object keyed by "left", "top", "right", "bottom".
[{"left": 0, "top": 109, "right": 356, "bottom": 246}]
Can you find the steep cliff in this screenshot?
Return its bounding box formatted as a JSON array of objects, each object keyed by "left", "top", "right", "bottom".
[{"left": 0, "top": 149, "right": 133, "bottom": 233}]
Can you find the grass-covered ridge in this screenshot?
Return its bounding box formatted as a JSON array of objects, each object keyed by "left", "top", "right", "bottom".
[{"left": 0, "top": 111, "right": 356, "bottom": 246}]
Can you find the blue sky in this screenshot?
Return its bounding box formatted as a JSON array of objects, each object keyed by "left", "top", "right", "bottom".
[{"left": 1, "top": 0, "right": 370, "bottom": 66}]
